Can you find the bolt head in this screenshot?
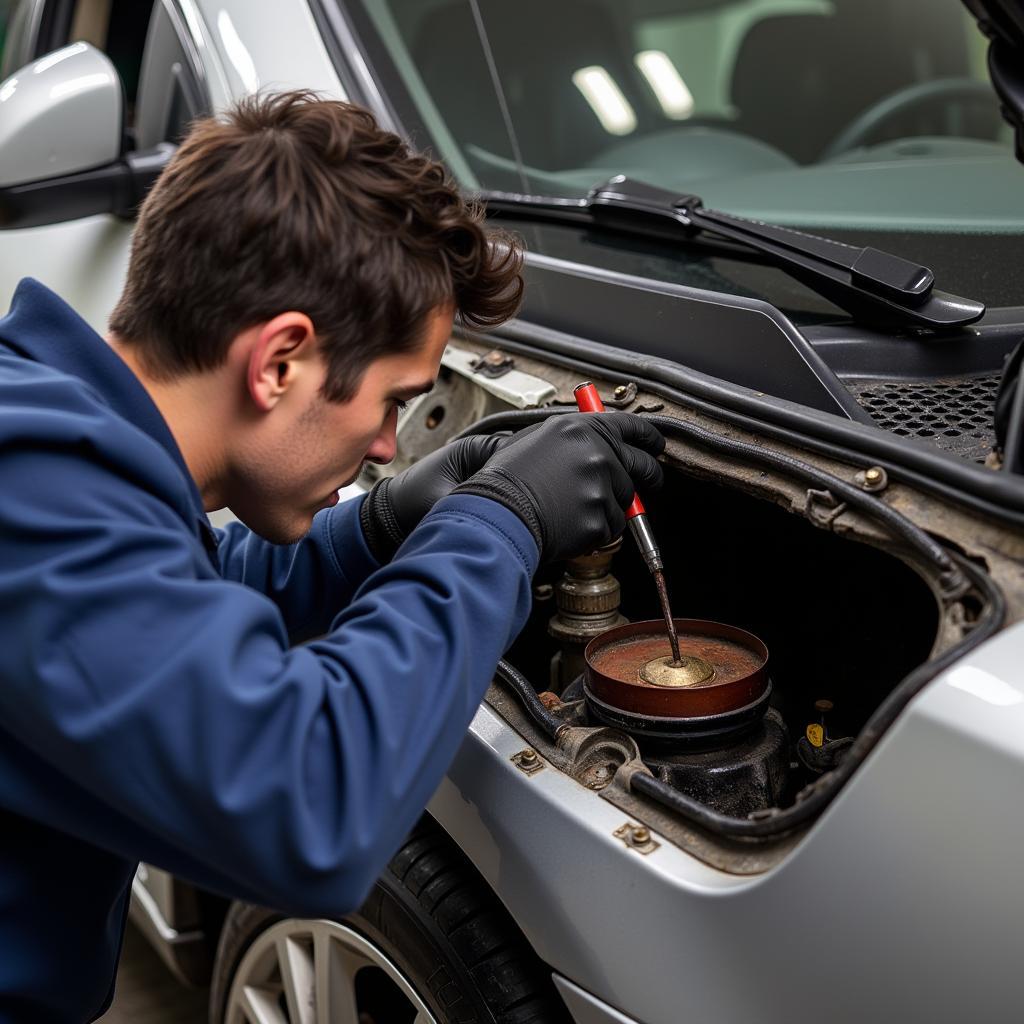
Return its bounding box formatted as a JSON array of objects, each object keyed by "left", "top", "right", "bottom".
[
  {"left": 614, "top": 385, "right": 628, "bottom": 399},
  {"left": 865, "top": 467, "right": 883, "bottom": 483},
  {"left": 814, "top": 699, "right": 833, "bottom": 714},
  {"left": 631, "top": 825, "right": 650, "bottom": 844},
  {"left": 520, "top": 749, "right": 537, "bottom": 763}
]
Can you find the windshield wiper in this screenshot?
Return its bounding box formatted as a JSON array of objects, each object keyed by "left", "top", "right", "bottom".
[{"left": 481, "top": 176, "right": 985, "bottom": 332}]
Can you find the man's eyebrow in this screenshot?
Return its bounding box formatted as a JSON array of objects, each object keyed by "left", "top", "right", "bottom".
[{"left": 393, "top": 380, "right": 436, "bottom": 400}]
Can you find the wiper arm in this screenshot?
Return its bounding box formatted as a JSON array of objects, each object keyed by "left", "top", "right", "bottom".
[{"left": 481, "top": 176, "right": 985, "bottom": 331}]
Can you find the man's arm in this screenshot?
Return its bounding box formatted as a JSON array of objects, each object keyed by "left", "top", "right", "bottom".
[
  {"left": 214, "top": 495, "right": 378, "bottom": 642},
  {"left": 0, "top": 446, "right": 536, "bottom": 917},
  {"left": 214, "top": 435, "right": 508, "bottom": 641}
]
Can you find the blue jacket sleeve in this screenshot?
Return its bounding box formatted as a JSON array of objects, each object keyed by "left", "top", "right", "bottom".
[
  {"left": 0, "top": 444, "right": 538, "bottom": 917},
  {"left": 214, "top": 496, "right": 380, "bottom": 641}
]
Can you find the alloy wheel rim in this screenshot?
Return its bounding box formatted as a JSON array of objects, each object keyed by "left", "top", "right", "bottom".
[{"left": 224, "top": 917, "right": 439, "bottom": 1024}]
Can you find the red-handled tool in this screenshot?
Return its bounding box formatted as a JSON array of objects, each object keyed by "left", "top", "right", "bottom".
[{"left": 574, "top": 382, "right": 682, "bottom": 665}]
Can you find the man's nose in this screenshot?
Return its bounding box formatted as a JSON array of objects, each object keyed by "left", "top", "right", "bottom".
[{"left": 364, "top": 407, "right": 398, "bottom": 465}]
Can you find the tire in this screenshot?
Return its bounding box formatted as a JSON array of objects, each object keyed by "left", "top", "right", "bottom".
[{"left": 209, "top": 817, "right": 568, "bottom": 1024}]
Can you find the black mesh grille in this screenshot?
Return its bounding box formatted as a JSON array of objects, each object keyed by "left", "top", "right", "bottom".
[{"left": 847, "top": 374, "right": 1000, "bottom": 463}]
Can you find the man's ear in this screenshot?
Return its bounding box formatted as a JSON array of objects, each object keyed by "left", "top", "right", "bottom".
[{"left": 245, "top": 312, "right": 317, "bottom": 412}]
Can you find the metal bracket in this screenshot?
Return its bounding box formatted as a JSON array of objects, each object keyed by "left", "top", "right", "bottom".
[
  {"left": 604, "top": 382, "right": 638, "bottom": 408},
  {"left": 511, "top": 748, "right": 545, "bottom": 776},
  {"left": 443, "top": 344, "right": 557, "bottom": 408},
  {"left": 613, "top": 821, "right": 660, "bottom": 855},
  {"left": 471, "top": 349, "right": 515, "bottom": 378},
  {"left": 806, "top": 488, "right": 848, "bottom": 529}
]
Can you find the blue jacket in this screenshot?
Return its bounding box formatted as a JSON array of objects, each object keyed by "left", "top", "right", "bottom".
[{"left": 0, "top": 279, "right": 538, "bottom": 1022}]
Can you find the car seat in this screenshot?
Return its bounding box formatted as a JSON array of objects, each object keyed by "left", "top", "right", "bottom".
[
  {"left": 410, "top": 0, "right": 667, "bottom": 171},
  {"left": 730, "top": 0, "right": 971, "bottom": 164}
]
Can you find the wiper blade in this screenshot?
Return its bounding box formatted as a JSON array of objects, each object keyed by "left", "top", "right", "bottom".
[{"left": 481, "top": 176, "right": 985, "bottom": 331}]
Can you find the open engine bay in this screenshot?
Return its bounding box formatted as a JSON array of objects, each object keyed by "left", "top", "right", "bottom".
[{"left": 362, "top": 333, "right": 1024, "bottom": 874}]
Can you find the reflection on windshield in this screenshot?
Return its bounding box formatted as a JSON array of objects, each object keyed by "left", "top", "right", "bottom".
[{"left": 358, "top": 0, "right": 1024, "bottom": 235}]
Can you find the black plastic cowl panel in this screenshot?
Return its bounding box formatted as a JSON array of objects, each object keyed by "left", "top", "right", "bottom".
[{"left": 519, "top": 251, "right": 870, "bottom": 421}]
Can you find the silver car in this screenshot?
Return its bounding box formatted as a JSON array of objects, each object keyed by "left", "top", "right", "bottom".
[{"left": 2, "top": 1, "right": 1023, "bottom": 1021}]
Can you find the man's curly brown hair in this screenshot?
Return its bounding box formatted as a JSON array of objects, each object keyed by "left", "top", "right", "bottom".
[{"left": 110, "top": 91, "right": 523, "bottom": 401}]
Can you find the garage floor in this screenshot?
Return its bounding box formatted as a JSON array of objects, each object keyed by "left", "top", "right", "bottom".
[{"left": 98, "top": 923, "right": 209, "bottom": 1023}]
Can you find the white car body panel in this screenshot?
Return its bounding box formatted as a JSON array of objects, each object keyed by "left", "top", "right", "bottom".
[
  {"left": 192, "top": 0, "right": 344, "bottom": 102},
  {"left": 431, "top": 622, "right": 1024, "bottom": 1023},
  {"left": 0, "top": 214, "right": 131, "bottom": 333}
]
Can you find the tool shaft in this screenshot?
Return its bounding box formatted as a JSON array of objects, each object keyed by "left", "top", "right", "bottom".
[
  {"left": 653, "top": 569, "right": 682, "bottom": 665},
  {"left": 627, "top": 513, "right": 663, "bottom": 573}
]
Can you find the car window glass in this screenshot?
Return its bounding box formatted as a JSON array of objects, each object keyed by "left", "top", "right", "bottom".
[
  {"left": 0, "top": 0, "right": 11, "bottom": 56},
  {"left": 352, "top": 0, "right": 1020, "bottom": 233},
  {"left": 346, "top": 0, "right": 1024, "bottom": 308},
  {"left": 0, "top": 0, "right": 34, "bottom": 78},
  {"left": 36, "top": 0, "right": 154, "bottom": 127},
  {"left": 354, "top": 0, "right": 516, "bottom": 190}
]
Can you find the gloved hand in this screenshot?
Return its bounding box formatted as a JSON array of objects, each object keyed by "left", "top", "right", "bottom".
[
  {"left": 360, "top": 434, "right": 506, "bottom": 562},
  {"left": 453, "top": 412, "right": 665, "bottom": 563}
]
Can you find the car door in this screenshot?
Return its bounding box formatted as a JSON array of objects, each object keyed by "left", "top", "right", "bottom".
[{"left": 0, "top": 0, "right": 209, "bottom": 332}]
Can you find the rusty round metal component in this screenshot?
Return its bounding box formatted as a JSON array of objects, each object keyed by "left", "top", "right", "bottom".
[{"left": 585, "top": 619, "right": 769, "bottom": 718}]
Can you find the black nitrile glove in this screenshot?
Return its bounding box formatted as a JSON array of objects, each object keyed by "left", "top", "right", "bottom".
[
  {"left": 452, "top": 412, "right": 665, "bottom": 563},
  {"left": 360, "top": 434, "right": 506, "bottom": 562}
]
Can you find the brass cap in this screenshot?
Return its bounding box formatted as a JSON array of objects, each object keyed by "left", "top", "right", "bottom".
[{"left": 640, "top": 654, "right": 716, "bottom": 688}]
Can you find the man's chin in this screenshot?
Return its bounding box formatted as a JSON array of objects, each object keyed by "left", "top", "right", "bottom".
[{"left": 232, "top": 509, "right": 314, "bottom": 546}]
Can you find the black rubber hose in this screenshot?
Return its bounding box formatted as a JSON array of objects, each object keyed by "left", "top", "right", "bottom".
[
  {"left": 486, "top": 321, "right": 1024, "bottom": 526},
  {"left": 631, "top": 550, "right": 1005, "bottom": 837},
  {"left": 454, "top": 409, "right": 557, "bottom": 438},
  {"left": 458, "top": 405, "right": 964, "bottom": 591},
  {"left": 467, "top": 408, "right": 1006, "bottom": 837},
  {"left": 644, "top": 413, "right": 963, "bottom": 592},
  {"left": 495, "top": 659, "right": 565, "bottom": 740}
]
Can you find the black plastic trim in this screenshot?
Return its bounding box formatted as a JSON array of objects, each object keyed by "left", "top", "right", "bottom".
[
  {"left": 0, "top": 163, "right": 132, "bottom": 229},
  {"left": 0, "top": 144, "right": 174, "bottom": 229},
  {"left": 519, "top": 251, "right": 871, "bottom": 421},
  {"left": 805, "top": 320, "right": 1022, "bottom": 381},
  {"left": 487, "top": 179, "right": 986, "bottom": 331},
  {"left": 484, "top": 316, "right": 1024, "bottom": 525}
]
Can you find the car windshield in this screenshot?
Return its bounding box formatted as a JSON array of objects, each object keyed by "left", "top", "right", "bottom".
[{"left": 349, "top": 0, "right": 1024, "bottom": 308}]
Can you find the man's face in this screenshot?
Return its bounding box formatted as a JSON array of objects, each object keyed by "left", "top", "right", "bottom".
[{"left": 228, "top": 305, "right": 454, "bottom": 543}]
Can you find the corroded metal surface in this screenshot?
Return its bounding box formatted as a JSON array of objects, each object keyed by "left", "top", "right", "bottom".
[
  {"left": 585, "top": 619, "right": 769, "bottom": 717},
  {"left": 653, "top": 569, "right": 682, "bottom": 663}
]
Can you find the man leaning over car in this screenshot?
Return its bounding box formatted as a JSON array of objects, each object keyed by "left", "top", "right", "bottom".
[{"left": 0, "top": 91, "right": 664, "bottom": 1022}]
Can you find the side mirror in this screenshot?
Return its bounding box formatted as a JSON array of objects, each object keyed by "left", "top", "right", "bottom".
[{"left": 0, "top": 42, "right": 174, "bottom": 229}]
